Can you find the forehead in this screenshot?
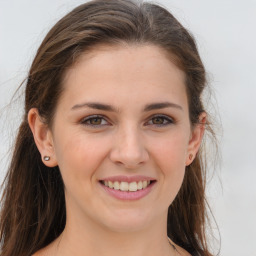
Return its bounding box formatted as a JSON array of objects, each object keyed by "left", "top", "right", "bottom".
[
  {"left": 60, "top": 44, "right": 187, "bottom": 111},
  {"left": 64, "top": 43, "right": 185, "bottom": 81}
]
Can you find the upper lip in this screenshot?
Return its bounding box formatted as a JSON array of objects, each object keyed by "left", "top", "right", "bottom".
[{"left": 100, "top": 175, "right": 156, "bottom": 183}]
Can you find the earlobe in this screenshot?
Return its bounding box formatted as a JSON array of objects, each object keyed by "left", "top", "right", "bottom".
[
  {"left": 186, "top": 112, "right": 206, "bottom": 166},
  {"left": 28, "top": 108, "right": 58, "bottom": 167}
]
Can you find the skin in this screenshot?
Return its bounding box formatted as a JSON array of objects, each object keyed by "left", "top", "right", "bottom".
[{"left": 29, "top": 44, "right": 205, "bottom": 256}]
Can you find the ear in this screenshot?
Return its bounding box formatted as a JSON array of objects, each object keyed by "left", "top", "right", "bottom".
[
  {"left": 185, "top": 112, "right": 206, "bottom": 166},
  {"left": 28, "top": 108, "right": 58, "bottom": 167}
]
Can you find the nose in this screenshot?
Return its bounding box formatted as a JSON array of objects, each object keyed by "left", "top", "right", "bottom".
[{"left": 109, "top": 126, "right": 149, "bottom": 169}]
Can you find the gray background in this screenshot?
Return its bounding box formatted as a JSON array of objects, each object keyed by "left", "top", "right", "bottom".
[{"left": 0, "top": 1, "right": 256, "bottom": 255}]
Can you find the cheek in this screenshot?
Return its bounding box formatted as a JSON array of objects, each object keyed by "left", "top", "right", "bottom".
[
  {"left": 148, "top": 131, "right": 188, "bottom": 201},
  {"left": 53, "top": 131, "right": 110, "bottom": 181},
  {"left": 149, "top": 130, "right": 189, "bottom": 169},
  {"left": 155, "top": 139, "right": 187, "bottom": 183}
]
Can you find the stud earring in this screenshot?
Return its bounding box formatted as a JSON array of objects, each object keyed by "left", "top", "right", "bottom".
[
  {"left": 189, "top": 154, "right": 193, "bottom": 160},
  {"left": 43, "top": 156, "right": 50, "bottom": 161}
]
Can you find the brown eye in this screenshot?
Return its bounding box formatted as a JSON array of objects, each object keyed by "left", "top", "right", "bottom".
[
  {"left": 146, "top": 115, "right": 174, "bottom": 127},
  {"left": 89, "top": 117, "right": 102, "bottom": 125},
  {"left": 81, "top": 115, "right": 109, "bottom": 127},
  {"left": 152, "top": 116, "right": 165, "bottom": 125}
]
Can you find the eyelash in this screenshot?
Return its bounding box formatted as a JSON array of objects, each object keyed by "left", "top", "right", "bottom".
[
  {"left": 80, "top": 115, "right": 109, "bottom": 127},
  {"left": 80, "top": 114, "right": 174, "bottom": 128},
  {"left": 145, "top": 115, "right": 174, "bottom": 127}
]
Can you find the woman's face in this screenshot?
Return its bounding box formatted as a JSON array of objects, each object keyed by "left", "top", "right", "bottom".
[{"left": 45, "top": 45, "right": 202, "bottom": 232}]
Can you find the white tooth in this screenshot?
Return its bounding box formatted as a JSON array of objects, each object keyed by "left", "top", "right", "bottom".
[
  {"left": 147, "top": 181, "right": 150, "bottom": 185},
  {"left": 114, "top": 181, "right": 120, "bottom": 190},
  {"left": 120, "top": 182, "right": 129, "bottom": 191},
  {"left": 137, "top": 181, "right": 143, "bottom": 190},
  {"left": 142, "top": 181, "right": 147, "bottom": 189},
  {"left": 109, "top": 181, "right": 114, "bottom": 189},
  {"left": 104, "top": 181, "right": 108, "bottom": 186},
  {"left": 129, "top": 182, "right": 138, "bottom": 192}
]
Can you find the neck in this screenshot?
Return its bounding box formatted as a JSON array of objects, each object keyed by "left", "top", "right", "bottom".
[{"left": 52, "top": 212, "right": 175, "bottom": 256}]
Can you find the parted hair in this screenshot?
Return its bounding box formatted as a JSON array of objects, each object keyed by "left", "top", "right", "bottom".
[{"left": 0, "top": 1, "right": 216, "bottom": 255}]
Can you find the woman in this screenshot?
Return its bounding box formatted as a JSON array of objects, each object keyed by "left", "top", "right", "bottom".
[{"left": 0, "top": 0, "right": 217, "bottom": 255}]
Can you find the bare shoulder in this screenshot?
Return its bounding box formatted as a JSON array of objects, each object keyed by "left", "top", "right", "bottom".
[
  {"left": 32, "top": 235, "right": 63, "bottom": 256},
  {"left": 32, "top": 248, "right": 47, "bottom": 256},
  {"left": 32, "top": 250, "right": 41, "bottom": 256},
  {"left": 173, "top": 243, "right": 192, "bottom": 256},
  {"left": 32, "top": 242, "right": 56, "bottom": 256}
]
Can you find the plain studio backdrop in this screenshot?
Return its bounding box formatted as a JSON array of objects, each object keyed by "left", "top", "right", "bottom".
[{"left": 0, "top": 1, "right": 255, "bottom": 255}]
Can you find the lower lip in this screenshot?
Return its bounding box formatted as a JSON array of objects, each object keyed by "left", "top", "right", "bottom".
[{"left": 100, "top": 182, "right": 155, "bottom": 200}]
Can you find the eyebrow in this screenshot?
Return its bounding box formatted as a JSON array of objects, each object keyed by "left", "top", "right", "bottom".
[
  {"left": 71, "top": 101, "right": 183, "bottom": 112},
  {"left": 143, "top": 102, "right": 183, "bottom": 111},
  {"left": 71, "top": 102, "right": 118, "bottom": 112}
]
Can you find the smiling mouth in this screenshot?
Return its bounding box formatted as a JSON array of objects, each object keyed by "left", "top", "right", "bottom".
[{"left": 100, "top": 180, "right": 156, "bottom": 192}]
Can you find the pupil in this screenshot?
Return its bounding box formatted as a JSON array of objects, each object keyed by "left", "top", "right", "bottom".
[
  {"left": 91, "top": 118, "right": 101, "bottom": 125},
  {"left": 153, "top": 117, "right": 163, "bottom": 124}
]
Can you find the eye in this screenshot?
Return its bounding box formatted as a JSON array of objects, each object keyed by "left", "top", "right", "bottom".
[
  {"left": 145, "top": 115, "right": 174, "bottom": 127},
  {"left": 81, "top": 115, "right": 109, "bottom": 127}
]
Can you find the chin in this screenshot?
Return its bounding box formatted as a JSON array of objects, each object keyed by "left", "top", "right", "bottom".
[{"left": 98, "top": 207, "right": 158, "bottom": 233}]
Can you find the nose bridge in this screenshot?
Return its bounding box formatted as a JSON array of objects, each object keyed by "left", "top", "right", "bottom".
[{"left": 109, "top": 122, "right": 149, "bottom": 168}]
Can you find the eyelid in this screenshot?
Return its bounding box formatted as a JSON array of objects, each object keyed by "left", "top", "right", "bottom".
[
  {"left": 79, "top": 114, "right": 175, "bottom": 128},
  {"left": 80, "top": 114, "right": 111, "bottom": 127},
  {"left": 144, "top": 114, "right": 175, "bottom": 126}
]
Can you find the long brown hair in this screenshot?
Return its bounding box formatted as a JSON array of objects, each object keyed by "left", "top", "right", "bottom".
[{"left": 0, "top": 1, "right": 217, "bottom": 255}]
